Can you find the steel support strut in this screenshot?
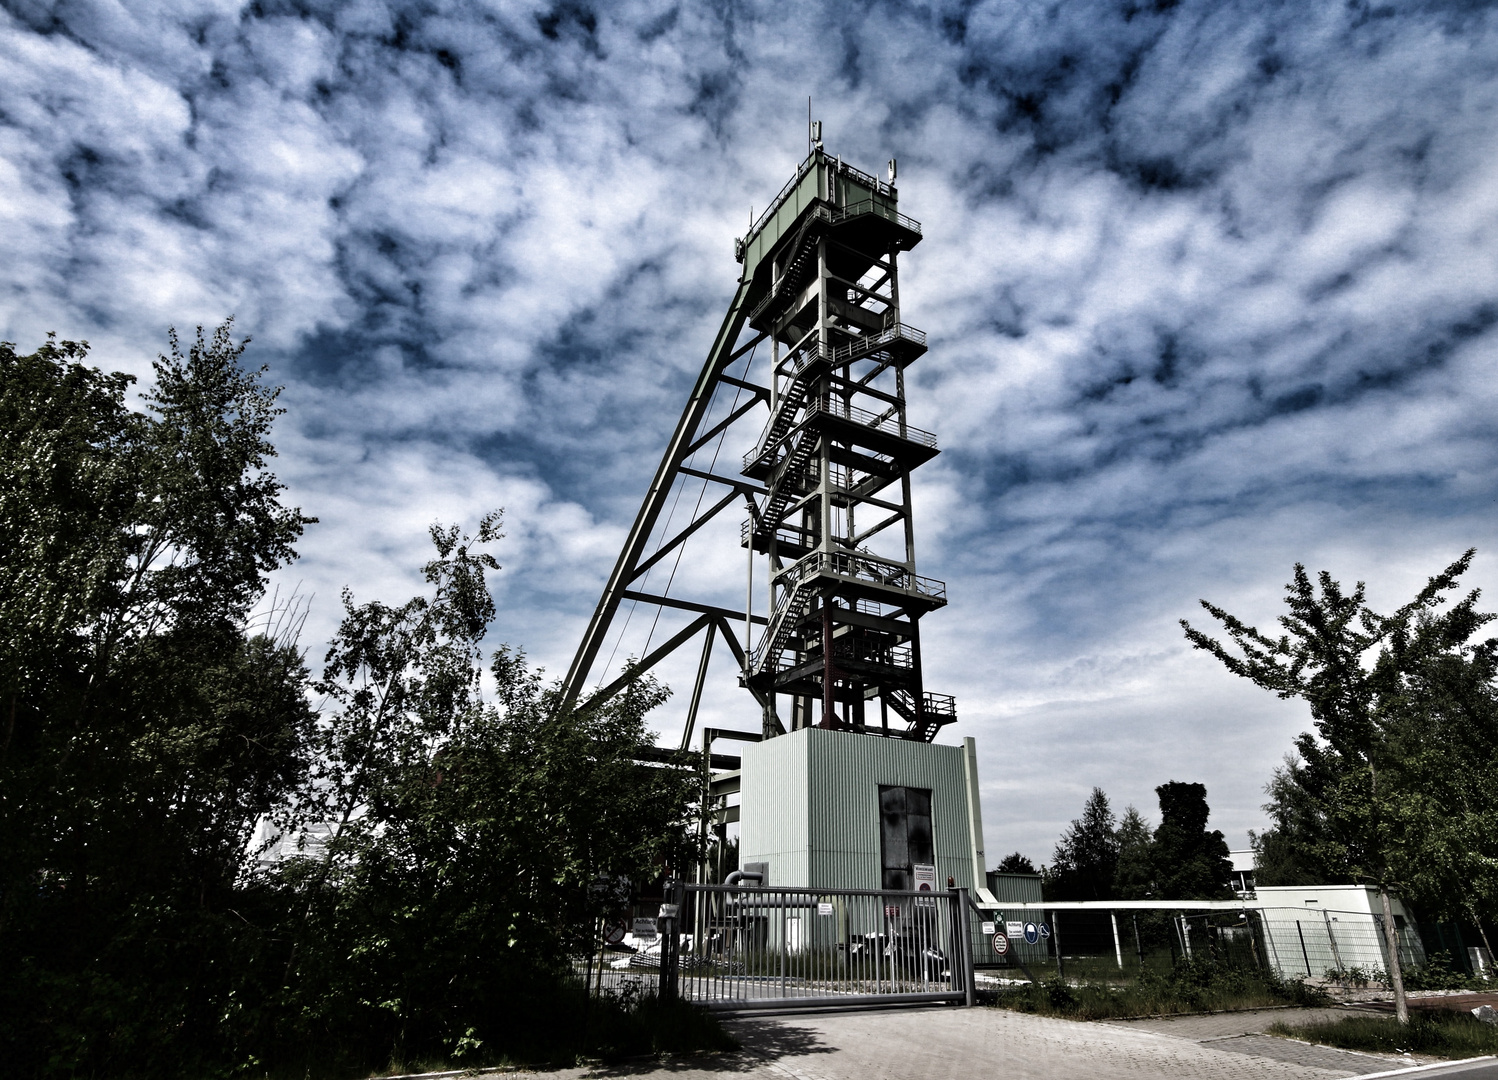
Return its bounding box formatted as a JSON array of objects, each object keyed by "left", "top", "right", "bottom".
[{"left": 563, "top": 147, "right": 955, "bottom": 750}]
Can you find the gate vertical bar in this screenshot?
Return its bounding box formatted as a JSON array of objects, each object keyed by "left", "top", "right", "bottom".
[{"left": 956, "top": 888, "right": 975, "bottom": 1006}]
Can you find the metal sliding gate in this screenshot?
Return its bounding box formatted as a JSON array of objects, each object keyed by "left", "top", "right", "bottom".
[{"left": 660, "top": 883, "right": 976, "bottom": 1011}]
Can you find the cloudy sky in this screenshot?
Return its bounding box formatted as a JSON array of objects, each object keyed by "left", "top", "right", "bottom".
[{"left": 5, "top": 0, "right": 1498, "bottom": 865}]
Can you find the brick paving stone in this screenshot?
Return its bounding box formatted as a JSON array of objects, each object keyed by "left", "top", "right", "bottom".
[
  {"left": 492, "top": 1005, "right": 1435, "bottom": 1080},
  {"left": 1205, "top": 1033, "right": 1412, "bottom": 1073}
]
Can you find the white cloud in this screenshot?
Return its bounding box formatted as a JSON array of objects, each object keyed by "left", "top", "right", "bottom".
[{"left": 5, "top": 0, "right": 1498, "bottom": 861}]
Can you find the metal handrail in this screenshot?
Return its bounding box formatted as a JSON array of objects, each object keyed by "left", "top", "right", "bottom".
[
  {"left": 750, "top": 547, "right": 947, "bottom": 674},
  {"left": 743, "top": 155, "right": 905, "bottom": 249},
  {"left": 830, "top": 639, "right": 914, "bottom": 669},
  {"left": 776, "top": 550, "right": 946, "bottom": 602},
  {"left": 922, "top": 692, "right": 957, "bottom": 716},
  {"left": 831, "top": 323, "right": 926, "bottom": 365},
  {"left": 832, "top": 198, "right": 922, "bottom": 237},
  {"left": 806, "top": 396, "right": 937, "bottom": 448},
  {"left": 746, "top": 158, "right": 818, "bottom": 244},
  {"left": 743, "top": 394, "right": 936, "bottom": 472},
  {"left": 747, "top": 199, "right": 923, "bottom": 323}
]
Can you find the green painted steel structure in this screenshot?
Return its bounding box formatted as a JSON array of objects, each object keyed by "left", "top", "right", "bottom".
[
  {"left": 561, "top": 144, "right": 952, "bottom": 746},
  {"left": 557, "top": 139, "right": 990, "bottom": 901}
]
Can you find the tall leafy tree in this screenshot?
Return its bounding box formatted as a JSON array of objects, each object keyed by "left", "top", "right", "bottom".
[
  {"left": 1113, "top": 805, "right": 1155, "bottom": 899},
  {"left": 1377, "top": 612, "right": 1498, "bottom": 964},
  {"left": 1047, "top": 787, "right": 1120, "bottom": 900},
  {"left": 1182, "top": 552, "right": 1495, "bottom": 1023},
  {"left": 1150, "top": 781, "right": 1232, "bottom": 901},
  {"left": 268, "top": 516, "right": 700, "bottom": 1070},
  {"left": 1251, "top": 757, "right": 1333, "bottom": 886},
  {"left": 995, "top": 852, "right": 1038, "bottom": 875},
  {"left": 0, "top": 325, "right": 316, "bottom": 1076}
]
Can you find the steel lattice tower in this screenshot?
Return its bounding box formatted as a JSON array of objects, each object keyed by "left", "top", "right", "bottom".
[{"left": 561, "top": 142, "right": 954, "bottom": 746}]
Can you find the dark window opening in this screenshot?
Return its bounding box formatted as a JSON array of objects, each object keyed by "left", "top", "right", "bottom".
[{"left": 879, "top": 785, "right": 934, "bottom": 891}]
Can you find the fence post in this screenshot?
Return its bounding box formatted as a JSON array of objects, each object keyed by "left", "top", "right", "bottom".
[
  {"left": 953, "top": 888, "right": 975, "bottom": 1006},
  {"left": 1111, "top": 912, "right": 1123, "bottom": 970},
  {"left": 660, "top": 879, "right": 683, "bottom": 1003},
  {"left": 1322, "top": 910, "right": 1345, "bottom": 977}
]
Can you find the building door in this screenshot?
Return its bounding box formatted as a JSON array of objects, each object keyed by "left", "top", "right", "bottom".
[{"left": 879, "top": 785, "right": 934, "bottom": 890}]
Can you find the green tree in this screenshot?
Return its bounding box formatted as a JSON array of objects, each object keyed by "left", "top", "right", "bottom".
[
  {"left": 1150, "top": 781, "right": 1231, "bottom": 900},
  {"left": 1047, "top": 787, "right": 1119, "bottom": 901},
  {"left": 1378, "top": 612, "right": 1498, "bottom": 964},
  {"left": 1113, "top": 804, "right": 1155, "bottom": 899},
  {"left": 0, "top": 324, "right": 317, "bottom": 1076},
  {"left": 996, "top": 852, "right": 1038, "bottom": 875},
  {"left": 1181, "top": 552, "right": 1496, "bottom": 1023},
  {"left": 1250, "top": 757, "right": 1332, "bottom": 886},
  {"left": 267, "top": 516, "right": 700, "bottom": 1071}
]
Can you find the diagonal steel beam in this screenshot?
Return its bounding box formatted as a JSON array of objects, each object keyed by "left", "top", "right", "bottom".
[
  {"left": 576, "top": 613, "right": 713, "bottom": 715},
  {"left": 629, "top": 489, "right": 741, "bottom": 581},
  {"left": 683, "top": 395, "right": 763, "bottom": 457},
  {"left": 621, "top": 590, "right": 766, "bottom": 626},
  {"left": 559, "top": 283, "right": 763, "bottom": 711}
]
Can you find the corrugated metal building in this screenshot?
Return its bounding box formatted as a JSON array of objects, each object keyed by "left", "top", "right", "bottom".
[{"left": 739, "top": 727, "right": 990, "bottom": 895}]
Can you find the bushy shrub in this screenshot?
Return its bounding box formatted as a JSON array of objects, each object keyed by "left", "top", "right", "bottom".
[{"left": 1403, "top": 951, "right": 1487, "bottom": 991}]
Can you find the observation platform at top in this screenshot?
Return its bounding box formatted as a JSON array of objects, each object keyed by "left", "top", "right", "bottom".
[{"left": 734, "top": 148, "right": 923, "bottom": 324}]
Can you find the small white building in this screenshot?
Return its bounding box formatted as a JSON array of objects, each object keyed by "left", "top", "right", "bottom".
[
  {"left": 1254, "top": 884, "right": 1425, "bottom": 979},
  {"left": 1227, "top": 849, "right": 1255, "bottom": 896}
]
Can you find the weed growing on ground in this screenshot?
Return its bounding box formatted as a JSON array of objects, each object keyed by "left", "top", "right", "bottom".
[
  {"left": 993, "top": 956, "right": 1329, "bottom": 1020},
  {"left": 1402, "top": 951, "right": 1493, "bottom": 992},
  {"left": 1268, "top": 1011, "right": 1498, "bottom": 1058},
  {"left": 1316, "top": 950, "right": 1494, "bottom": 992}
]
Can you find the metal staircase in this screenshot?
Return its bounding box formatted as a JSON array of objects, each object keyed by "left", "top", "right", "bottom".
[
  {"left": 560, "top": 146, "right": 957, "bottom": 749},
  {"left": 735, "top": 151, "right": 955, "bottom": 742}
]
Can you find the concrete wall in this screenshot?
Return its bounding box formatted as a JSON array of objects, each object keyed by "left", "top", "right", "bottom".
[{"left": 739, "top": 727, "right": 985, "bottom": 892}]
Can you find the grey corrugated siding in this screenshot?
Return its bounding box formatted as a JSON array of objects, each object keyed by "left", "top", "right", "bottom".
[
  {"left": 741, "top": 728, "right": 977, "bottom": 892},
  {"left": 986, "top": 873, "right": 1044, "bottom": 905}
]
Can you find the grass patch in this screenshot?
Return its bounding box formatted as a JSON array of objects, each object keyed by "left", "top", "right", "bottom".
[
  {"left": 1268, "top": 1011, "right": 1498, "bottom": 1059},
  {"left": 992, "top": 956, "right": 1330, "bottom": 1021}
]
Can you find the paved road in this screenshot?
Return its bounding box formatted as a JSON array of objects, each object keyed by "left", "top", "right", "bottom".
[{"left": 490, "top": 1004, "right": 1496, "bottom": 1080}]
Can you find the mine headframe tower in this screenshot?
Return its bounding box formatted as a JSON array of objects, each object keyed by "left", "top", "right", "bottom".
[{"left": 560, "top": 144, "right": 955, "bottom": 745}]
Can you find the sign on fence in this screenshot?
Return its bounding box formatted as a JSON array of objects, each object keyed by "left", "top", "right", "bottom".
[
  {"left": 993, "top": 932, "right": 1010, "bottom": 955},
  {"left": 632, "top": 917, "right": 658, "bottom": 940}
]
